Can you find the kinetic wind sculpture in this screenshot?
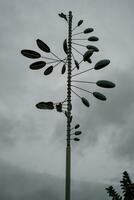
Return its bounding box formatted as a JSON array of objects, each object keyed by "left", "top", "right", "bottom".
[{"left": 21, "top": 11, "right": 115, "bottom": 200}]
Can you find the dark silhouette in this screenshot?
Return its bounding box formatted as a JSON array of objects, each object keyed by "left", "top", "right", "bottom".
[
  {"left": 21, "top": 11, "right": 116, "bottom": 200},
  {"left": 106, "top": 171, "right": 134, "bottom": 200}
]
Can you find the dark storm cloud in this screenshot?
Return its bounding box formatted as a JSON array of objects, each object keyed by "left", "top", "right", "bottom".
[
  {"left": 0, "top": 0, "right": 134, "bottom": 199},
  {"left": 54, "top": 65, "right": 134, "bottom": 151},
  {"left": 77, "top": 67, "right": 134, "bottom": 159},
  {"left": 112, "top": 125, "right": 134, "bottom": 161},
  {"left": 0, "top": 107, "right": 48, "bottom": 148},
  {"left": 0, "top": 159, "right": 64, "bottom": 200},
  {"left": 0, "top": 113, "right": 17, "bottom": 147},
  {"left": 0, "top": 159, "right": 108, "bottom": 200}
]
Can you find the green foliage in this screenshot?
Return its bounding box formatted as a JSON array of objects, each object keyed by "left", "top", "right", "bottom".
[
  {"left": 106, "top": 171, "right": 134, "bottom": 200},
  {"left": 106, "top": 186, "right": 122, "bottom": 200}
]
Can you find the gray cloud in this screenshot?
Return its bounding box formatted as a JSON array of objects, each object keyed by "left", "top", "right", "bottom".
[
  {"left": 0, "top": 159, "right": 109, "bottom": 200},
  {"left": 0, "top": 0, "right": 134, "bottom": 198}
]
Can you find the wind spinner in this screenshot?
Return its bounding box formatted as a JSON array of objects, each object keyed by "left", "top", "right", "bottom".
[{"left": 21, "top": 11, "right": 115, "bottom": 200}]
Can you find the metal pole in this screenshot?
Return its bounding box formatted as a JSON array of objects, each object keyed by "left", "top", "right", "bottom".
[{"left": 65, "top": 11, "right": 72, "bottom": 200}]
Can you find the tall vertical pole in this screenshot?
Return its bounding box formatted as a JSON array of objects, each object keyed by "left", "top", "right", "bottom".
[{"left": 65, "top": 11, "right": 72, "bottom": 200}]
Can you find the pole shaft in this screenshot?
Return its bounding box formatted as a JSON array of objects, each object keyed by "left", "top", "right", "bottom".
[{"left": 65, "top": 11, "right": 72, "bottom": 200}]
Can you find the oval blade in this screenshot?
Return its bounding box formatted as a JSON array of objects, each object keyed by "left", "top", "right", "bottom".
[
  {"left": 36, "top": 39, "right": 50, "bottom": 53},
  {"left": 84, "top": 28, "right": 94, "bottom": 34},
  {"left": 74, "top": 137, "right": 80, "bottom": 141},
  {"left": 75, "top": 124, "right": 80, "bottom": 129},
  {"left": 63, "top": 39, "right": 68, "bottom": 54},
  {"left": 88, "top": 36, "right": 99, "bottom": 41},
  {"left": 36, "top": 102, "right": 54, "bottom": 110},
  {"left": 75, "top": 131, "right": 82, "bottom": 135},
  {"left": 74, "top": 60, "right": 79, "bottom": 70},
  {"left": 83, "top": 50, "right": 93, "bottom": 61},
  {"left": 86, "top": 45, "right": 99, "bottom": 52},
  {"left": 94, "top": 59, "right": 110, "bottom": 70},
  {"left": 21, "top": 49, "right": 41, "bottom": 59},
  {"left": 96, "top": 80, "right": 116, "bottom": 88},
  {"left": 77, "top": 20, "right": 83, "bottom": 27},
  {"left": 93, "top": 92, "right": 107, "bottom": 101},
  {"left": 44, "top": 66, "right": 53, "bottom": 75},
  {"left": 61, "top": 64, "right": 66, "bottom": 74},
  {"left": 86, "top": 58, "right": 92, "bottom": 63},
  {"left": 29, "top": 61, "right": 46, "bottom": 70},
  {"left": 81, "top": 97, "right": 90, "bottom": 107}
]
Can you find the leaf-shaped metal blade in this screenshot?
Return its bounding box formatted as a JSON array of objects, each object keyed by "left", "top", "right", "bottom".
[
  {"left": 94, "top": 59, "right": 110, "bottom": 70},
  {"left": 83, "top": 50, "right": 94, "bottom": 61},
  {"left": 81, "top": 97, "right": 90, "bottom": 107},
  {"left": 74, "top": 60, "right": 79, "bottom": 70},
  {"left": 36, "top": 39, "right": 50, "bottom": 53},
  {"left": 61, "top": 64, "right": 66, "bottom": 74},
  {"left": 86, "top": 58, "right": 92, "bottom": 63},
  {"left": 77, "top": 20, "right": 83, "bottom": 27},
  {"left": 58, "top": 13, "right": 67, "bottom": 21},
  {"left": 29, "top": 61, "right": 46, "bottom": 70},
  {"left": 74, "top": 137, "right": 80, "bottom": 141},
  {"left": 93, "top": 92, "right": 107, "bottom": 101},
  {"left": 84, "top": 28, "right": 94, "bottom": 34},
  {"left": 86, "top": 45, "right": 99, "bottom": 52},
  {"left": 21, "top": 49, "right": 41, "bottom": 59},
  {"left": 75, "top": 124, "right": 80, "bottom": 129},
  {"left": 88, "top": 36, "right": 99, "bottom": 41},
  {"left": 63, "top": 39, "right": 68, "bottom": 54},
  {"left": 75, "top": 131, "right": 82, "bottom": 136},
  {"left": 36, "top": 102, "right": 54, "bottom": 110},
  {"left": 44, "top": 66, "right": 53, "bottom": 75},
  {"left": 96, "top": 80, "right": 116, "bottom": 88}
]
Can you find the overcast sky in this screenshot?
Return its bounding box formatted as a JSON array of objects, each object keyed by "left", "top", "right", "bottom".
[{"left": 0, "top": 0, "right": 134, "bottom": 199}]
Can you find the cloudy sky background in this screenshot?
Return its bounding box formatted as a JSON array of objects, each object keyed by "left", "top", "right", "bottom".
[{"left": 0, "top": 0, "right": 134, "bottom": 199}]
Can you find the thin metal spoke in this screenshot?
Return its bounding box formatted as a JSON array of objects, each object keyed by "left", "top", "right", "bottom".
[
  {"left": 71, "top": 53, "right": 76, "bottom": 71},
  {"left": 62, "top": 106, "right": 67, "bottom": 109},
  {"left": 46, "top": 60, "right": 61, "bottom": 65},
  {"left": 71, "top": 59, "right": 83, "bottom": 72},
  {"left": 72, "top": 46, "right": 83, "bottom": 56},
  {"left": 79, "top": 60, "right": 83, "bottom": 64},
  {"left": 71, "top": 89, "right": 81, "bottom": 99},
  {"left": 72, "top": 25, "right": 78, "bottom": 32},
  {"left": 72, "top": 42, "right": 86, "bottom": 47},
  {"left": 41, "top": 56, "right": 59, "bottom": 61},
  {"left": 72, "top": 38, "right": 87, "bottom": 41},
  {"left": 71, "top": 85, "right": 92, "bottom": 94},
  {"left": 62, "top": 104, "right": 67, "bottom": 107},
  {"left": 72, "top": 53, "right": 75, "bottom": 62},
  {"left": 62, "top": 98, "right": 67, "bottom": 103},
  {"left": 72, "top": 32, "right": 83, "bottom": 36},
  {"left": 51, "top": 51, "right": 66, "bottom": 63},
  {"left": 62, "top": 104, "right": 68, "bottom": 107},
  {"left": 71, "top": 67, "right": 94, "bottom": 78},
  {"left": 53, "top": 60, "right": 62, "bottom": 68},
  {"left": 72, "top": 80, "right": 95, "bottom": 84},
  {"left": 71, "top": 67, "right": 76, "bottom": 72}
]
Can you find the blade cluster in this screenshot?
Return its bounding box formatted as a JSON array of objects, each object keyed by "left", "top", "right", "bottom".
[
  {"left": 69, "top": 19, "right": 116, "bottom": 108},
  {"left": 21, "top": 12, "right": 116, "bottom": 143},
  {"left": 21, "top": 39, "right": 67, "bottom": 76}
]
